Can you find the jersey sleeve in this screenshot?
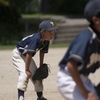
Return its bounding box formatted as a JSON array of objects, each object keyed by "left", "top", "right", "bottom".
[
  {"left": 17, "top": 35, "right": 40, "bottom": 54},
  {"left": 40, "top": 40, "right": 50, "bottom": 53},
  {"left": 67, "top": 32, "right": 92, "bottom": 65}
]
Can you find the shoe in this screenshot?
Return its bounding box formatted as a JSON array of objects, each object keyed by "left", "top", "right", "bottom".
[
  {"left": 19, "top": 96, "right": 24, "bottom": 100},
  {"left": 37, "top": 97, "right": 47, "bottom": 100}
]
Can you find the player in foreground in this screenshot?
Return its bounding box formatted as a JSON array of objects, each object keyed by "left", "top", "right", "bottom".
[
  {"left": 57, "top": 0, "right": 100, "bottom": 100},
  {"left": 12, "top": 20, "right": 57, "bottom": 100}
]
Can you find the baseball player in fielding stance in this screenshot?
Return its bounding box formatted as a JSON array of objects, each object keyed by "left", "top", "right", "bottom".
[
  {"left": 12, "top": 20, "right": 57, "bottom": 100},
  {"left": 57, "top": 0, "right": 100, "bottom": 100}
]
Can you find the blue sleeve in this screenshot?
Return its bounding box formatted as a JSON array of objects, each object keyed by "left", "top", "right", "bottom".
[
  {"left": 67, "top": 32, "right": 92, "bottom": 64},
  {"left": 16, "top": 34, "right": 38, "bottom": 53}
]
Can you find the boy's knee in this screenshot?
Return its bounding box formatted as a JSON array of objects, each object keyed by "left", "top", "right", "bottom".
[{"left": 17, "top": 73, "right": 29, "bottom": 91}]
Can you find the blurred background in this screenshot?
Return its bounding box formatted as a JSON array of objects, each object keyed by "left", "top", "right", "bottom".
[{"left": 0, "top": 0, "right": 89, "bottom": 47}]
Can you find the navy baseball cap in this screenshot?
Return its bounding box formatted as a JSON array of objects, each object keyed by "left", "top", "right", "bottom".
[
  {"left": 39, "top": 20, "right": 57, "bottom": 32},
  {"left": 84, "top": 0, "right": 100, "bottom": 22}
]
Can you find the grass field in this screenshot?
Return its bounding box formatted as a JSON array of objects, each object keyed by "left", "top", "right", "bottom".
[
  {"left": 22, "top": 13, "right": 62, "bottom": 18},
  {"left": 0, "top": 43, "right": 70, "bottom": 50},
  {"left": 0, "top": 45, "right": 15, "bottom": 50}
]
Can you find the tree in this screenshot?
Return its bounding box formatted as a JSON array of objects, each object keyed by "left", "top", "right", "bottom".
[
  {"left": 48, "top": 0, "right": 88, "bottom": 15},
  {"left": 7, "top": 0, "right": 39, "bottom": 13},
  {"left": 0, "top": 0, "right": 22, "bottom": 45}
]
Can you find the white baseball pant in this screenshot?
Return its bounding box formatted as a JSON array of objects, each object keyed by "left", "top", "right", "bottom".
[
  {"left": 12, "top": 48, "right": 43, "bottom": 92},
  {"left": 57, "top": 67, "right": 99, "bottom": 100}
]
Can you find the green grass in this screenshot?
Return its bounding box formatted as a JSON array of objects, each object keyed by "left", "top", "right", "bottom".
[
  {"left": 0, "top": 45, "right": 15, "bottom": 50},
  {"left": 22, "top": 13, "right": 60, "bottom": 18},
  {"left": 0, "top": 43, "right": 70, "bottom": 50}
]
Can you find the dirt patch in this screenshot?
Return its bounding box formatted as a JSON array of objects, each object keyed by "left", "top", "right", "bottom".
[{"left": 0, "top": 48, "right": 100, "bottom": 100}]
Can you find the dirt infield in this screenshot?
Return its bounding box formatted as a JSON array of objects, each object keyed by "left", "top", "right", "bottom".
[{"left": 0, "top": 48, "right": 100, "bottom": 100}]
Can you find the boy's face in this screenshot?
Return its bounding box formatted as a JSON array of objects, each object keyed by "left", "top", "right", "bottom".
[
  {"left": 41, "top": 30, "right": 55, "bottom": 41},
  {"left": 97, "top": 18, "right": 100, "bottom": 28},
  {"left": 92, "top": 16, "right": 100, "bottom": 31}
]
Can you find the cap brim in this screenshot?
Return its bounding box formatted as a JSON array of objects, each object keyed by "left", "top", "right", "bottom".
[{"left": 47, "top": 27, "right": 57, "bottom": 31}]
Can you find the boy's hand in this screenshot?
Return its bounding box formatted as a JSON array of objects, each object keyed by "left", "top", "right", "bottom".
[
  {"left": 87, "top": 92, "right": 98, "bottom": 100},
  {"left": 26, "top": 70, "right": 32, "bottom": 78},
  {"left": 81, "top": 89, "right": 98, "bottom": 100}
]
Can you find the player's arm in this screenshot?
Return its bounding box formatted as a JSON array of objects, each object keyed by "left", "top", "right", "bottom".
[
  {"left": 25, "top": 52, "right": 32, "bottom": 78},
  {"left": 39, "top": 41, "right": 49, "bottom": 67},
  {"left": 67, "top": 59, "right": 89, "bottom": 98},
  {"left": 39, "top": 51, "right": 44, "bottom": 67}
]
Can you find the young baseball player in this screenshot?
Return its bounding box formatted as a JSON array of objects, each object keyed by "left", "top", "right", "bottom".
[
  {"left": 57, "top": 0, "right": 100, "bottom": 100},
  {"left": 12, "top": 20, "right": 57, "bottom": 100}
]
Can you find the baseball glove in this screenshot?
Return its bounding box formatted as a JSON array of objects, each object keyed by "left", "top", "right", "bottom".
[
  {"left": 94, "top": 83, "right": 100, "bottom": 97},
  {"left": 32, "top": 63, "right": 50, "bottom": 81}
]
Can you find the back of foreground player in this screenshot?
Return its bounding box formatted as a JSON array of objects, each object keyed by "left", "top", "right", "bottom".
[{"left": 57, "top": 0, "right": 100, "bottom": 100}]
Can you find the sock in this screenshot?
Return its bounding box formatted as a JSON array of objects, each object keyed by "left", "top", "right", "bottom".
[
  {"left": 18, "top": 89, "right": 24, "bottom": 100},
  {"left": 36, "top": 92, "right": 43, "bottom": 99}
]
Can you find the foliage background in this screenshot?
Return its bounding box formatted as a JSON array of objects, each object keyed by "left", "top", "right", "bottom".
[{"left": 0, "top": 0, "right": 88, "bottom": 45}]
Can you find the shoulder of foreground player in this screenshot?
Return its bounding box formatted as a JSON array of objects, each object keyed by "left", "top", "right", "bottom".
[{"left": 77, "top": 28, "right": 93, "bottom": 41}]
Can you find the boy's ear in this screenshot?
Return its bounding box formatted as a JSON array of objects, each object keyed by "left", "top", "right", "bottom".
[
  {"left": 40, "top": 30, "right": 44, "bottom": 33},
  {"left": 92, "top": 16, "right": 100, "bottom": 24}
]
